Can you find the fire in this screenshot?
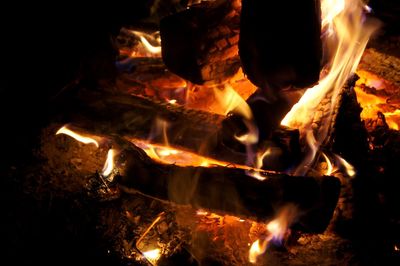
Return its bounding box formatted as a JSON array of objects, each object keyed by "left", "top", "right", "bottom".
[
  {"left": 334, "top": 154, "right": 356, "bottom": 177},
  {"left": 322, "top": 152, "right": 334, "bottom": 176},
  {"left": 249, "top": 148, "right": 271, "bottom": 181},
  {"left": 281, "top": 0, "right": 379, "bottom": 175},
  {"left": 248, "top": 206, "right": 296, "bottom": 263},
  {"left": 142, "top": 248, "right": 161, "bottom": 264},
  {"left": 102, "top": 149, "right": 117, "bottom": 179},
  {"left": 132, "top": 138, "right": 234, "bottom": 168},
  {"left": 56, "top": 126, "right": 99, "bottom": 147},
  {"left": 167, "top": 99, "right": 177, "bottom": 105},
  {"left": 249, "top": 239, "right": 269, "bottom": 264},
  {"left": 384, "top": 110, "right": 400, "bottom": 130},
  {"left": 354, "top": 71, "right": 400, "bottom": 131},
  {"left": 129, "top": 30, "right": 161, "bottom": 57}
]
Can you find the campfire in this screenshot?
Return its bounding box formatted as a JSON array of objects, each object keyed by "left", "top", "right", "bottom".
[{"left": 7, "top": 0, "right": 400, "bottom": 265}]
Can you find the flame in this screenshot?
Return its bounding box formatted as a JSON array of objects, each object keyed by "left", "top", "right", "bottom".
[
  {"left": 322, "top": 152, "right": 334, "bottom": 175},
  {"left": 248, "top": 206, "right": 296, "bottom": 263},
  {"left": 196, "top": 209, "right": 209, "bottom": 216},
  {"left": 354, "top": 73, "right": 400, "bottom": 131},
  {"left": 383, "top": 110, "right": 400, "bottom": 131},
  {"left": 132, "top": 138, "right": 237, "bottom": 168},
  {"left": 213, "top": 84, "right": 262, "bottom": 181},
  {"left": 395, "top": 245, "right": 399, "bottom": 251},
  {"left": 168, "top": 99, "right": 177, "bottom": 105},
  {"left": 248, "top": 148, "right": 271, "bottom": 181},
  {"left": 102, "top": 149, "right": 117, "bottom": 179},
  {"left": 143, "top": 249, "right": 161, "bottom": 264},
  {"left": 334, "top": 154, "right": 356, "bottom": 177},
  {"left": 129, "top": 30, "right": 161, "bottom": 57},
  {"left": 281, "top": 0, "right": 379, "bottom": 175},
  {"left": 249, "top": 239, "right": 269, "bottom": 264},
  {"left": 56, "top": 126, "right": 99, "bottom": 147},
  {"left": 139, "top": 36, "right": 162, "bottom": 54}
]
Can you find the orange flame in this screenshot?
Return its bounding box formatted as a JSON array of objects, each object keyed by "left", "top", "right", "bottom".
[
  {"left": 354, "top": 72, "right": 400, "bottom": 131},
  {"left": 281, "top": 0, "right": 379, "bottom": 175},
  {"left": 248, "top": 206, "right": 296, "bottom": 263},
  {"left": 56, "top": 126, "right": 99, "bottom": 147}
]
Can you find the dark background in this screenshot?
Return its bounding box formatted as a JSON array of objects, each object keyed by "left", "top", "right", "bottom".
[{"left": 0, "top": 1, "right": 399, "bottom": 265}]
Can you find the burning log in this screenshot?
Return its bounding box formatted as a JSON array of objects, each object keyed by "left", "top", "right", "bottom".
[
  {"left": 160, "top": 0, "right": 241, "bottom": 84},
  {"left": 114, "top": 137, "right": 341, "bottom": 233},
  {"left": 239, "top": 0, "right": 322, "bottom": 90},
  {"left": 56, "top": 87, "right": 303, "bottom": 168}
]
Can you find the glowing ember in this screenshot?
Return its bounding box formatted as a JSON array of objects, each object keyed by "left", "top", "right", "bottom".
[
  {"left": 102, "top": 149, "right": 117, "bottom": 179},
  {"left": 281, "top": 0, "right": 379, "bottom": 175},
  {"left": 143, "top": 248, "right": 161, "bottom": 264},
  {"left": 56, "top": 126, "right": 99, "bottom": 147}
]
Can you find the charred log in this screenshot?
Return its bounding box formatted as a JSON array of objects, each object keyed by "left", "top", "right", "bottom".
[
  {"left": 114, "top": 138, "right": 341, "bottom": 233},
  {"left": 160, "top": 0, "right": 241, "bottom": 84},
  {"left": 56, "top": 87, "right": 303, "bottom": 169},
  {"left": 239, "top": 0, "right": 322, "bottom": 90}
]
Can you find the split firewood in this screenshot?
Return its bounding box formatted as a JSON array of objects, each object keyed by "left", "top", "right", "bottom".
[
  {"left": 160, "top": 0, "right": 242, "bottom": 84},
  {"left": 239, "top": 0, "right": 322, "bottom": 90},
  {"left": 113, "top": 137, "right": 341, "bottom": 233}
]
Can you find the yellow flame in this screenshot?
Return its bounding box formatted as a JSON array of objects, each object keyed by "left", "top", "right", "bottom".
[
  {"left": 213, "top": 84, "right": 253, "bottom": 120},
  {"left": 248, "top": 148, "right": 271, "bottom": 181},
  {"left": 334, "top": 154, "right": 356, "bottom": 177},
  {"left": 196, "top": 209, "right": 209, "bottom": 216},
  {"left": 130, "top": 31, "right": 161, "bottom": 56},
  {"left": 321, "top": 0, "right": 345, "bottom": 29},
  {"left": 143, "top": 249, "right": 161, "bottom": 264},
  {"left": 384, "top": 110, "right": 400, "bottom": 131},
  {"left": 249, "top": 239, "right": 269, "bottom": 264},
  {"left": 322, "top": 152, "right": 334, "bottom": 175},
  {"left": 281, "top": 0, "right": 379, "bottom": 175},
  {"left": 102, "top": 149, "right": 117, "bottom": 178},
  {"left": 168, "top": 99, "right": 177, "bottom": 105},
  {"left": 56, "top": 126, "right": 99, "bottom": 147},
  {"left": 139, "top": 36, "right": 162, "bottom": 54}
]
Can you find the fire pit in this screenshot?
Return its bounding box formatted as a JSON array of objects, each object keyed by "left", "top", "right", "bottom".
[{"left": 3, "top": 0, "right": 400, "bottom": 265}]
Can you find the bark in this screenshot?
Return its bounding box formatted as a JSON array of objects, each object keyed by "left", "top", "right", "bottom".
[{"left": 114, "top": 137, "right": 341, "bottom": 233}]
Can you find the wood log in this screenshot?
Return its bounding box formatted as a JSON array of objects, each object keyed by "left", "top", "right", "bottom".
[
  {"left": 160, "top": 0, "right": 241, "bottom": 85},
  {"left": 55, "top": 87, "right": 304, "bottom": 168},
  {"left": 113, "top": 137, "right": 341, "bottom": 233},
  {"left": 239, "top": 0, "right": 322, "bottom": 90}
]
